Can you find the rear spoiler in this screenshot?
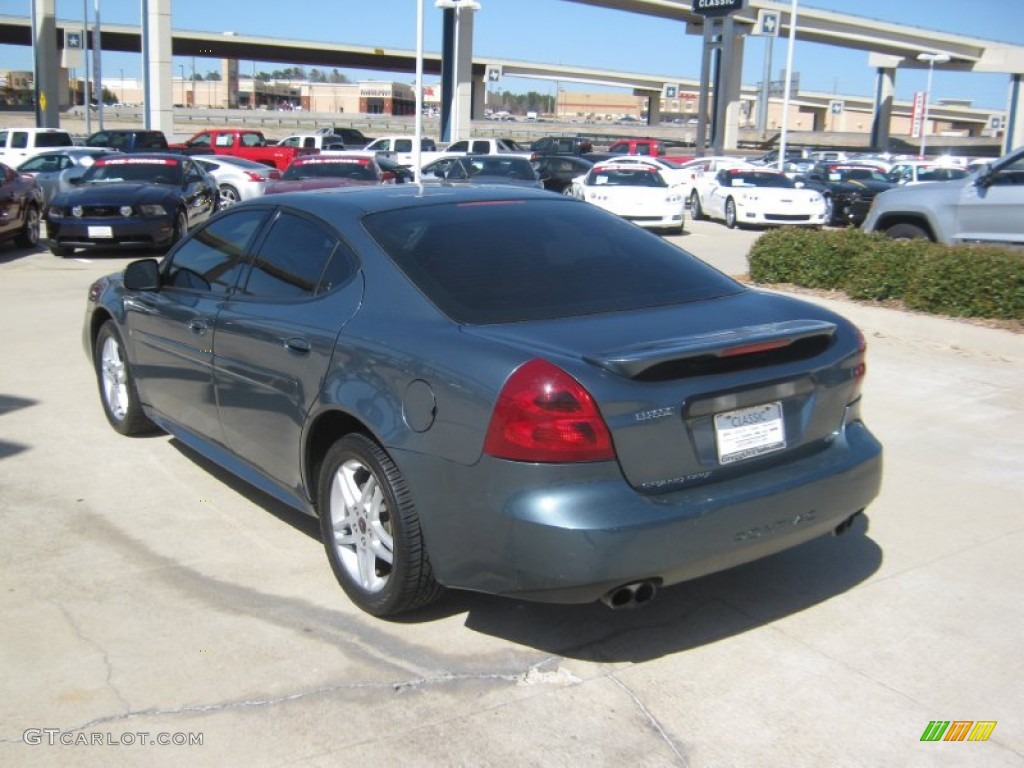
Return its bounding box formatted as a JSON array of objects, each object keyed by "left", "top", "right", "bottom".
[{"left": 584, "top": 319, "right": 837, "bottom": 378}]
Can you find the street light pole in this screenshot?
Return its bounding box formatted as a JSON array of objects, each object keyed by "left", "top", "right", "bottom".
[
  {"left": 777, "top": 0, "right": 799, "bottom": 171},
  {"left": 917, "top": 52, "right": 951, "bottom": 157}
]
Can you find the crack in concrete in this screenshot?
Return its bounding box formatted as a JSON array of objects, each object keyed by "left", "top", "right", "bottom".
[
  {"left": 0, "top": 655, "right": 574, "bottom": 742},
  {"left": 47, "top": 597, "right": 132, "bottom": 714},
  {"left": 609, "top": 674, "right": 689, "bottom": 767}
]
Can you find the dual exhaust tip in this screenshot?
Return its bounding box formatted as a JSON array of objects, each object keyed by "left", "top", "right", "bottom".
[
  {"left": 600, "top": 510, "right": 865, "bottom": 610},
  {"left": 601, "top": 579, "right": 658, "bottom": 610}
]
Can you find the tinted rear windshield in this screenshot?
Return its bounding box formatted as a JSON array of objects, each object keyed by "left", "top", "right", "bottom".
[
  {"left": 36, "top": 133, "right": 73, "bottom": 148},
  {"left": 362, "top": 197, "right": 741, "bottom": 324}
]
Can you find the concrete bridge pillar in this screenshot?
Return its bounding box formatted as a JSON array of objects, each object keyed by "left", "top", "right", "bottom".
[
  {"left": 31, "top": 0, "right": 60, "bottom": 127},
  {"left": 142, "top": 0, "right": 174, "bottom": 136}
]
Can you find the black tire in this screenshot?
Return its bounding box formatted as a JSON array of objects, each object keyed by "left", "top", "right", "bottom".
[
  {"left": 725, "top": 197, "right": 738, "bottom": 229},
  {"left": 318, "top": 434, "right": 442, "bottom": 617},
  {"left": 885, "top": 222, "right": 930, "bottom": 241},
  {"left": 15, "top": 204, "right": 40, "bottom": 248},
  {"left": 168, "top": 210, "right": 188, "bottom": 250},
  {"left": 823, "top": 194, "right": 834, "bottom": 225},
  {"left": 50, "top": 244, "right": 73, "bottom": 257},
  {"left": 689, "top": 191, "right": 706, "bottom": 220},
  {"left": 218, "top": 184, "right": 241, "bottom": 209},
  {"left": 94, "top": 320, "right": 157, "bottom": 436}
]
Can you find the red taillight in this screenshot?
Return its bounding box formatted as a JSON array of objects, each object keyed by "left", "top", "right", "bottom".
[
  {"left": 244, "top": 170, "right": 268, "bottom": 182},
  {"left": 483, "top": 359, "right": 614, "bottom": 463}
]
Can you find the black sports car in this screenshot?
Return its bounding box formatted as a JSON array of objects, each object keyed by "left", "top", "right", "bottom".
[
  {"left": 796, "top": 164, "right": 897, "bottom": 227},
  {"left": 531, "top": 155, "right": 594, "bottom": 193},
  {"left": 46, "top": 152, "right": 218, "bottom": 257}
]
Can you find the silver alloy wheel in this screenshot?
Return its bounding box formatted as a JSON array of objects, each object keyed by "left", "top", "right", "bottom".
[
  {"left": 100, "top": 335, "right": 129, "bottom": 422},
  {"left": 219, "top": 184, "right": 241, "bottom": 208},
  {"left": 329, "top": 458, "right": 394, "bottom": 593}
]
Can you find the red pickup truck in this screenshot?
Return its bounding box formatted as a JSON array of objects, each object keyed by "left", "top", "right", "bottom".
[
  {"left": 171, "top": 129, "right": 315, "bottom": 170},
  {"left": 602, "top": 139, "right": 695, "bottom": 165}
]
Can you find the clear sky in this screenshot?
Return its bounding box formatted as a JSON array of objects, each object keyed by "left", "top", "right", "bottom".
[{"left": 3, "top": 0, "right": 1022, "bottom": 111}]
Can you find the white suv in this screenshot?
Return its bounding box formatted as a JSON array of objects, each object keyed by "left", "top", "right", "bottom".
[
  {"left": 862, "top": 145, "right": 1024, "bottom": 245},
  {"left": 0, "top": 127, "right": 75, "bottom": 167}
]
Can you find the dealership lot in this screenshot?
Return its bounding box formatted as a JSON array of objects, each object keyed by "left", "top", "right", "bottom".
[{"left": 1, "top": 224, "right": 1022, "bottom": 766}]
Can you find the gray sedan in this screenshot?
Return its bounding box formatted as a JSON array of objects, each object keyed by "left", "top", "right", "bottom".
[
  {"left": 17, "top": 147, "right": 116, "bottom": 208},
  {"left": 82, "top": 186, "right": 882, "bottom": 617},
  {"left": 194, "top": 155, "right": 281, "bottom": 208}
]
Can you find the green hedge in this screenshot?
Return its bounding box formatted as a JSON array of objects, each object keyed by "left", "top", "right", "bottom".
[{"left": 748, "top": 227, "right": 1024, "bottom": 321}]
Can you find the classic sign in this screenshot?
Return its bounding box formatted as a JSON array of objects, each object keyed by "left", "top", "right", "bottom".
[{"left": 691, "top": 0, "right": 745, "bottom": 17}]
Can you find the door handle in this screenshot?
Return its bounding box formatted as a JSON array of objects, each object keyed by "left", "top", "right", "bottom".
[
  {"left": 188, "top": 319, "right": 208, "bottom": 335},
  {"left": 284, "top": 337, "right": 311, "bottom": 354}
]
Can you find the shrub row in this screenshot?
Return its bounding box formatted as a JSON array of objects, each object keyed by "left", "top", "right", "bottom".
[{"left": 747, "top": 227, "right": 1024, "bottom": 321}]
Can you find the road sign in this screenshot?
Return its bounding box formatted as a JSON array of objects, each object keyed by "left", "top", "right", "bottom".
[
  {"left": 829, "top": 100, "right": 844, "bottom": 115},
  {"left": 910, "top": 91, "right": 926, "bottom": 139},
  {"left": 663, "top": 83, "right": 679, "bottom": 99},
  {"left": 691, "top": 0, "right": 745, "bottom": 18},
  {"left": 65, "top": 31, "right": 82, "bottom": 49},
  {"left": 754, "top": 10, "right": 780, "bottom": 37},
  {"left": 486, "top": 65, "right": 501, "bottom": 83}
]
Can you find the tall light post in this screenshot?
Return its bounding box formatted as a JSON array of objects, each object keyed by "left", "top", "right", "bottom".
[
  {"left": 777, "top": 0, "right": 798, "bottom": 171},
  {"left": 178, "top": 64, "right": 184, "bottom": 107},
  {"left": 435, "top": 0, "right": 481, "bottom": 142},
  {"left": 917, "top": 52, "right": 951, "bottom": 157}
]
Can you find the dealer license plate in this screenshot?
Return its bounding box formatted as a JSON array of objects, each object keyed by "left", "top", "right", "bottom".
[
  {"left": 88, "top": 226, "right": 113, "bottom": 239},
  {"left": 714, "top": 402, "right": 786, "bottom": 464}
]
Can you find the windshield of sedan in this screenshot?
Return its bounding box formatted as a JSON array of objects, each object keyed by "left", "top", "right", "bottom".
[
  {"left": 827, "top": 167, "right": 890, "bottom": 182},
  {"left": 721, "top": 171, "right": 795, "bottom": 188},
  {"left": 363, "top": 197, "right": 741, "bottom": 324},
  {"left": 282, "top": 159, "right": 377, "bottom": 181},
  {"left": 82, "top": 157, "right": 183, "bottom": 185}
]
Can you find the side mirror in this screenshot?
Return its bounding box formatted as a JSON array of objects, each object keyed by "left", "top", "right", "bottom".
[
  {"left": 124, "top": 258, "right": 161, "bottom": 291},
  {"left": 973, "top": 162, "right": 995, "bottom": 187}
]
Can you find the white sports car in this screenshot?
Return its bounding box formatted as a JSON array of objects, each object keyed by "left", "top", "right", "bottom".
[
  {"left": 571, "top": 160, "right": 686, "bottom": 233},
  {"left": 690, "top": 167, "right": 827, "bottom": 229}
]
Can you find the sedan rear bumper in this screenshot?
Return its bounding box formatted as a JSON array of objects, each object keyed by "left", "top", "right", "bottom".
[{"left": 398, "top": 420, "right": 882, "bottom": 604}]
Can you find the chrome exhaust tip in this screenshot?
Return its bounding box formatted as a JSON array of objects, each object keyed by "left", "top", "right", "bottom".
[{"left": 601, "top": 579, "right": 658, "bottom": 610}]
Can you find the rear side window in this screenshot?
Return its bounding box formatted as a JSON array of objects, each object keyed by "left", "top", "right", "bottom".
[
  {"left": 164, "top": 208, "right": 267, "bottom": 294},
  {"left": 138, "top": 133, "right": 168, "bottom": 149},
  {"left": 363, "top": 198, "right": 741, "bottom": 324},
  {"left": 36, "top": 132, "right": 73, "bottom": 148},
  {"left": 240, "top": 212, "right": 352, "bottom": 299}
]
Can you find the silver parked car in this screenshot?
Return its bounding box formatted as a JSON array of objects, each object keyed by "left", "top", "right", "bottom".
[
  {"left": 83, "top": 185, "right": 882, "bottom": 617},
  {"left": 16, "top": 147, "right": 116, "bottom": 209},
  {"left": 194, "top": 155, "right": 281, "bottom": 208},
  {"left": 862, "top": 145, "right": 1024, "bottom": 244}
]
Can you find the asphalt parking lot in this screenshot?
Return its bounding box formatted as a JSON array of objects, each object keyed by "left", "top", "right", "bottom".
[{"left": 1, "top": 221, "right": 1022, "bottom": 767}]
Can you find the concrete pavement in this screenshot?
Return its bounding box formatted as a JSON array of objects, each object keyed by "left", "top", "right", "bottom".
[{"left": 0, "top": 230, "right": 1021, "bottom": 767}]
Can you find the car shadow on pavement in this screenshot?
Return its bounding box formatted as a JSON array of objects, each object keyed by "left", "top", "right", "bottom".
[
  {"left": 167, "top": 436, "right": 882, "bottom": 662},
  {"left": 0, "top": 244, "right": 46, "bottom": 265},
  {"left": 0, "top": 394, "right": 38, "bottom": 460},
  {"left": 454, "top": 517, "right": 882, "bottom": 662},
  {"left": 168, "top": 437, "right": 322, "bottom": 540}
]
